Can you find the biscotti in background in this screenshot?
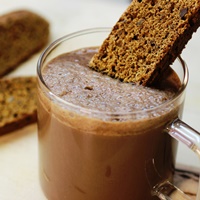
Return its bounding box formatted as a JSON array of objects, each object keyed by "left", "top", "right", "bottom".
[
  {"left": 0, "top": 10, "right": 49, "bottom": 77},
  {"left": 89, "top": 0, "right": 200, "bottom": 86},
  {"left": 0, "top": 76, "right": 37, "bottom": 135}
]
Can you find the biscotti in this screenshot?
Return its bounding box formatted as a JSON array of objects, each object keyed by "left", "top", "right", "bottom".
[
  {"left": 89, "top": 0, "right": 200, "bottom": 86},
  {"left": 0, "top": 76, "right": 37, "bottom": 135},
  {"left": 0, "top": 10, "right": 49, "bottom": 77}
]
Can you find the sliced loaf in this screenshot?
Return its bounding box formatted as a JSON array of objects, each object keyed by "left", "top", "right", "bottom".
[{"left": 0, "top": 76, "right": 37, "bottom": 135}]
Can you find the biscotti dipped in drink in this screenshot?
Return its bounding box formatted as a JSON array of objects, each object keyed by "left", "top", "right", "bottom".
[{"left": 37, "top": 36, "right": 186, "bottom": 200}]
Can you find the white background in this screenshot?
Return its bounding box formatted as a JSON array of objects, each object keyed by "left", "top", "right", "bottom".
[{"left": 0, "top": 0, "right": 200, "bottom": 199}]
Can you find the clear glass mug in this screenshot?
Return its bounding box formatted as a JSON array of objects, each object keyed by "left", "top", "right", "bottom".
[{"left": 37, "top": 28, "right": 200, "bottom": 200}]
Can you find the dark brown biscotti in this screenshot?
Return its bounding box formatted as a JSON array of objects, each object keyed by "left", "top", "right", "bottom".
[
  {"left": 89, "top": 0, "right": 200, "bottom": 86},
  {"left": 0, "top": 76, "right": 37, "bottom": 135},
  {"left": 0, "top": 10, "right": 49, "bottom": 77}
]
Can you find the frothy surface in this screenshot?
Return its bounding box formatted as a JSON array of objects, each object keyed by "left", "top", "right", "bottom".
[{"left": 42, "top": 47, "right": 176, "bottom": 113}]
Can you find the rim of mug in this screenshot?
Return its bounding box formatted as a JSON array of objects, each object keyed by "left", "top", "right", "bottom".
[{"left": 37, "top": 27, "right": 189, "bottom": 117}]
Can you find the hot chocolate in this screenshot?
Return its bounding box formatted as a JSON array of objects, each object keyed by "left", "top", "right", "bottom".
[
  {"left": 37, "top": 47, "right": 182, "bottom": 200},
  {"left": 42, "top": 47, "right": 178, "bottom": 114}
]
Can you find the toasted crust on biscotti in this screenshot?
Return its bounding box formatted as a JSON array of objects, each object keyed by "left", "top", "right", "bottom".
[
  {"left": 89, "top": 0, "right": 200, "bottom": 86},
  {"left": 0, "top": 76, "right": 37, "bottom": 135},
  {"left": 0, "top": 10, "right": 49, "bottom": 77}
]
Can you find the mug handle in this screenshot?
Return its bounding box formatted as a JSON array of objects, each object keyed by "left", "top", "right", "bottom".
[{"left": 150, "top": 118, "right": 200, "bottom": 200}]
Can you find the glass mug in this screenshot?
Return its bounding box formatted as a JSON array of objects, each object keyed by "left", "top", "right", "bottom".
[{"left": 37, "top": 28, "right": 200, "bottom": 200}]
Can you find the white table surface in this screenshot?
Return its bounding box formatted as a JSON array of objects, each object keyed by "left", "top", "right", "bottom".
[{"left": 0, "top": 0, "right": 200, "bottom": 199}]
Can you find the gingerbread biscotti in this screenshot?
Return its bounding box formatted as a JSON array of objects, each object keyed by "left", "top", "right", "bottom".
[
  {"left": 0, "top": 76, "right": 37, "bottom": 135},
  {"left": 0, "top": 10, "right": 49, "bottom": 77},
  {"left": 89, "top": 0, "right": 200, "bottom": 86}
]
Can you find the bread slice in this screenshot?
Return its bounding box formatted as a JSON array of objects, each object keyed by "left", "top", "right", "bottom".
[
  {"left": 0, "top": 10, "right": 49, "bottom": 77},
  {"left": 0, "top": 76, "right": 37, "bottom": 135},
  {"left": 89, "top": 0, "right": 200, "bottom": 86}
]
